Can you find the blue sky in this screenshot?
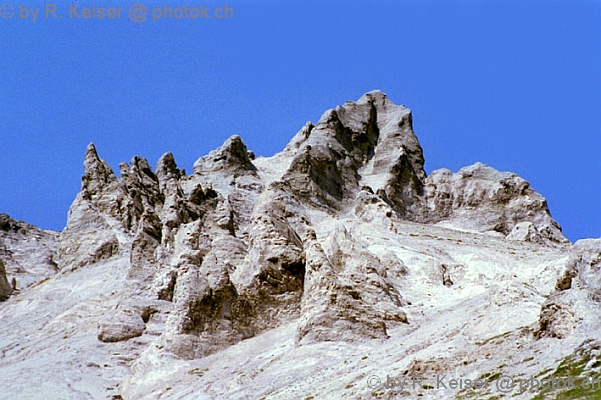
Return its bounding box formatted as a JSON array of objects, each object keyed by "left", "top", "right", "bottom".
[{"left": 1, "top": 0, "right": 599, "bottom": 241}]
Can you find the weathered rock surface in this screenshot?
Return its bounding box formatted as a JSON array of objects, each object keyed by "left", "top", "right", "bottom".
[
  {"left": 0, "top": 213, "right": 59, "bottom": 291},
  {"left": 0, "top": 258, "right": 12, "bottom": 301},
  {"left": 423, "top": 163, "right": 567, "bottom": 244},
  {"left": 534, "top": 239, "right": 601, "bottom": 341},
  {"left": 1, "top": 91, "right": 596, "bottom": 400},
  {"left": 98, "top": 308, "right": 146, "bottom": 343},
  {"left": 297, "top": 227, "right": 407, "bottom": 344}
]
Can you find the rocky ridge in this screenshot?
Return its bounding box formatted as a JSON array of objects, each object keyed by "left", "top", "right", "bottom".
[
  {"left": 0, "top": 91, "right": 598, "bottom": 400},
  {"left": 0, "top": 213, "right": 59, "bottom": 294}
]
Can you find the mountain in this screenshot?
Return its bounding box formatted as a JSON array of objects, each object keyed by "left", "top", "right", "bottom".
[{"left": 0, "top": 91, "right": 599, "bottom": 400}]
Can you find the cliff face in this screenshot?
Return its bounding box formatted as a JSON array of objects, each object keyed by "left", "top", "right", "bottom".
[
  {"left": 56, "top": 90, "right": 567, "bottom": 353},
  {"left": 1, "top": 91, "right": 597, "bottom": 400}
]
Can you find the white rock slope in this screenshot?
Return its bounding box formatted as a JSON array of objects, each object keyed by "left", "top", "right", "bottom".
[{"left": 0, "top": 91, "right": 598, "bottom": 400}]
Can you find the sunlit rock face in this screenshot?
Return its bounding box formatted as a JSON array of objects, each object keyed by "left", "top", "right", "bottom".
[
  {"left": 0, "top": 213, "right": 58, "bottom": 294},
  {"left": 3, "top": 91, "right": 595, "bottom": 400}
]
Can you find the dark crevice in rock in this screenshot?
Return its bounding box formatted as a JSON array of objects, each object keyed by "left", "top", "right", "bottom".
[
  {"left": 257, "top": 258, "right": 306, "bottom": 295},
  {"left": 158, "top": 272, "right": 177, "bottom": 302},
  {"left": 189, "top": 185, "right": 218, "bottom": 206},
  {"left": 183, "top": 285, "right": 254, "bottom": 335},
  {"left": 0, "top": 258, "right": 13, "bottom": 301},
  {"left": 441, "top": 264, "right": 454, "bottom": 287}
]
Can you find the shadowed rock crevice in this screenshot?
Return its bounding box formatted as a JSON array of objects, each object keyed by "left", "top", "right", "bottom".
[
  {"left": 0, "top": 258, "right": 13, "bottom": 301},
  {"left": 377, "top": 146, "right": 426, "bottom": 219},
  {"left": 182, "top": 283, "right": 254, "bottom": 335},
  {"left": 158, "top": 271, "right": 177, "bottom": 302}
]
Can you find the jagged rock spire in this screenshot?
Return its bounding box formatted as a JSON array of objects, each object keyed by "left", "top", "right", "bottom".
[
  {"left": 193, "top": 134, "right": 256, "bottom": 175},
  {"left": 156, "top": 152, "right": 180, "bottom": 182},
  {"left": 81, "top": 143, "right": 117, "bottom": 198}
]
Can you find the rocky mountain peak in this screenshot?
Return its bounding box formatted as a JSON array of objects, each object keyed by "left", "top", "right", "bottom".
[
  {"left": 193, "top": 134, "right": 256, "bottom": 176},
  {"left": 156, "top": 152, "right": 182, "bottom": 182},
  {"left": 0, "top": 91, "right": 589, "bottom": 400},
  {"left": 277, "top": 90, "right": 427, "bottom": 218},
  {"left": 82, "top": 142, "right": 118, "bottom": 199}
]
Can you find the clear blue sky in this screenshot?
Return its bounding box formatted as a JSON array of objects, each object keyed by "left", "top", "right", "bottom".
[{"left": 1, "top": 0, "right": 600, "bottom": 241}]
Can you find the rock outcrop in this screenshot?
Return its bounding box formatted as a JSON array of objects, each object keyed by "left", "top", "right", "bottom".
[
  {"left": 423, "top": 163, "right": 567, "bottom": 244},
  {"left": 297, "top": 226, "right": 407, "bottom": 344},
  {"left": 98, "top": 308, "right": 146, "bottom": 343},
  {"left": 0, "top": 258, "right": 12, "bottom": 301},
  {"left": 1, "top": 91, "right": 589, "bottom": 400},
  {"left": 0, "top": 213, "right": 59, "bottom": 291},
  {"left": 52, "top": 91, "right": 570, "bottom": 358},
  {"left": 535, "top": 239, "right": 601, "bottom": 339}
]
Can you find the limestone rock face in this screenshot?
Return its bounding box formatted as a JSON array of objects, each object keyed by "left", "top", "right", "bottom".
[
  {"left": 0, "top": 213, "right": 58, "bottom": 291},
  {"left": 572, "top": 239, "right": 601, "bottom": 292},
  {"left": 1, "top": 91, "right": 591, "bottom": 400},
  {"left": 193, "top": 134, "right": 257, "bottom": 176},
  {"left": 537, "top": 299, "right": 575, "bottom": 339},
  {"left": 507, "top": 221, "right": 543, "bottom": 243},
  {"left": 535, "top": 239, "right": 601, "bottom": 340},
  {"left": 297, "top": 227, "right": 407, "bottom": 344},
  {"left": 279, "top": 90, "right": 426, "bottom": 214},
  {"left": 423, "top": 163, "right": 567, "bottom": 244}
]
